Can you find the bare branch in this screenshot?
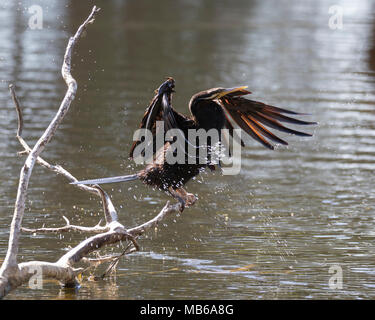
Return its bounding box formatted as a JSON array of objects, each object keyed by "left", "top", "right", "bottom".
[
  {"left": 21, "top": 216, "right": 108, "bottom": 234},
  {"left": 0, "top": 5, "right": 101, "bottom": 298},
  {"left": 94, "top": 185, "right": 118, "bottom": 223},
  {"left": 9, "top": 84, "right": 23, "bottom": 138},
  {"left": 81, "top": 254, "right": 123, "bottom": 265},
  {"left": 101, "top": 241, "right": 135, "bottom": 279},
  {"left": 0, "top": 6, "right": 183, "bottom": 299},
  {"left": 18, "top": 261, "right": 82, "bottom": 287},
  {"left": 57, "top": 223, "right": 130, "bottom": 266},
  {"left": 8, "top": 27, "right": 101, "bottom": 198},
  {"left": 127, "top": 201, "right": 182, "bottom": 237}
]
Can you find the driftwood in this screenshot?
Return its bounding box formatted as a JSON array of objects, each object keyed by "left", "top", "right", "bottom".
[{"left": 0, "top": 6, "right": 181, "bottom": 299}]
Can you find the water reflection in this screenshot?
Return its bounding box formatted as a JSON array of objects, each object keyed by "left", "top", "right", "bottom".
[{"left": 1, "top": 0, "right": 375, "bottom": 299}]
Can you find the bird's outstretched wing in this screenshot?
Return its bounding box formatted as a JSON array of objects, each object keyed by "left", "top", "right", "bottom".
[
  {"left": 220, "top": 96, "right": 316, "bottom": 150},
  {"left": 129, "top": 78, "right": 194, "bottom": 158}
]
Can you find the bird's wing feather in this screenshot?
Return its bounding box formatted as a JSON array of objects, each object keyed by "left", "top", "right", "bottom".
[
  {"left": 224, "top": 112, "right": 245, "bottom": 147},
  {"left": 129, "top": 85, "right": 193, "bottom": 159},
  {"left": 129, "top": 93, "right": 162, "bottom": 158},
  {"left": 220, "top": 96, "right": 316, "bottom": 150}
]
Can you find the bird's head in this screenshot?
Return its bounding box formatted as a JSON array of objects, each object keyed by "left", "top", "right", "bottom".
[
  {"left": 189, "top": 86, "right": 250, "bottom": 114},
  {"left": 156, "top": 77, "right": 175, "bottom": 95}
]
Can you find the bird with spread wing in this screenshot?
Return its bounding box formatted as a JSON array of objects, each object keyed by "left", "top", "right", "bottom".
[{"left": 72, "top": 77, "right": 316, "bottom": 210}]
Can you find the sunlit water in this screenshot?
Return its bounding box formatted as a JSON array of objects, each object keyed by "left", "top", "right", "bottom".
[{"left": 1, "top": 0, "right": 375, "bottom": 299}]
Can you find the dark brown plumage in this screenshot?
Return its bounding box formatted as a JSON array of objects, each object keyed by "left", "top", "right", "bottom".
[{"left": 73, "top": 77, "right": 316, "bottom": 209}]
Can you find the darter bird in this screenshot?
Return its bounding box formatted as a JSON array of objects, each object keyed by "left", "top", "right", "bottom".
[{"left": 72, "top": 78, "right": 315, "bottom": 210}]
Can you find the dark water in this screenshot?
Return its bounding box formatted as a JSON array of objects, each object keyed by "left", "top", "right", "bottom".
[{"left": 1, "top": 0, "right": 375, "bottom": 299}]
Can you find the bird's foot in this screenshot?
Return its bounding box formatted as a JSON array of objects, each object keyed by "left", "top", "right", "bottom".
[{"left": 168, "top": 187, "right": 197, "bottom": 212}]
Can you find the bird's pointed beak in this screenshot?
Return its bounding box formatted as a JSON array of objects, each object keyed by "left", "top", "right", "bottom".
[{"left": 215, "top": 86, "right": 250, "bottom": 99}]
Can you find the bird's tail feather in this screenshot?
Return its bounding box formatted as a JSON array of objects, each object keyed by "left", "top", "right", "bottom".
[{"left": 70, "top": 174, "right": 138, "bottom": 185}]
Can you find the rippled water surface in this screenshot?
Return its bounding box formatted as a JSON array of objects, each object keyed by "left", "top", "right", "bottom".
[{"left": 1, "top": 0, "right": 375, "bottom": 299}]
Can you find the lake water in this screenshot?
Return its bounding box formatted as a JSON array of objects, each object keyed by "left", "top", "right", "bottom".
[{"left": 1, "top": 0, "right": 375, "bottom": 299}]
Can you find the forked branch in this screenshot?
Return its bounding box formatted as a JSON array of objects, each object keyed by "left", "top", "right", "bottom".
[{"left": 0, "top": 6, "right": 182, "bottom": 299}]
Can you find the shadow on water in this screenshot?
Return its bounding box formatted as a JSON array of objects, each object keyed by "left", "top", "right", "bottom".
[{"left": 1, "top": 0, "right": 375, "bottom": 299}]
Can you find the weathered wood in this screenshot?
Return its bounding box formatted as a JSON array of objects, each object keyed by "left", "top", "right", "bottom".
[
  {"left": 0, "top": 6, "right": 101, "bottom": 298},
  {"left": 0, "top": 6, "right": 182, "bottom": 299}
]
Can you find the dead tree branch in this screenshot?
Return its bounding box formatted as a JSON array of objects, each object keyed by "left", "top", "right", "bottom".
[
  {"left": 0, "top": 6, "right": 182, "bottom": 299},
  {"left": 0, "top": 5, "right": 101, "bottom": 297},
  {"left": 21, "top": 216, "right": 108, "bottom": 234}
]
